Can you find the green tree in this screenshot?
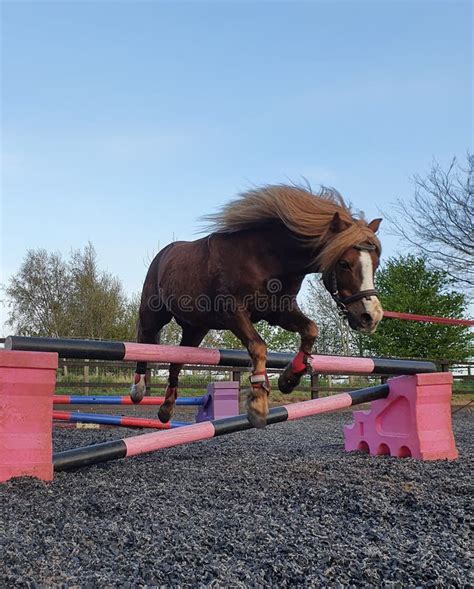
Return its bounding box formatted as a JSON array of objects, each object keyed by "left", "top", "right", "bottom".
[
  {"left": 68, "top": 243, "right": 134, "bottom": 340},
  {"left": 117, "top": 292, "right": 141, "bottom": 341},
  {"left": 218, "top": 323, "right": 299, "bottom": 352},
  {"left": 5, "top": 243, "right": 137, "bottom": 340},
  {"left": 363, "top": 255, "right": 472, "bottom": 361},
  {"left": 157, "top": 320, "right": 223, "bottom": 348},
  {"left": 4, "top": 249, "right": 73, "bottom": 337}
]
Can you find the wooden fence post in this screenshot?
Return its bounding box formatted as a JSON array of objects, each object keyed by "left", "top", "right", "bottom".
[
  {"left": 311, "top": 373, "right": 319, "bottom": 399},
  {"left": 83, "top": 359, "right": 89, "bottom": 394},
  {"left": 145, "top": 367, "right": 152, "bottom": 397},
  {"left": 231, "top": 369, "right": 242, "bottom": 393}
]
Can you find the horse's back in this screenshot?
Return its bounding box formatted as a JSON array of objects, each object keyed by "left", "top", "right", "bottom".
[{"left": 149, "top": 237, "right": 212, "bottom": 294}]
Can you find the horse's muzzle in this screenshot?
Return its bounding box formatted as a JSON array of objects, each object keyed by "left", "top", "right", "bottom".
[{"left": 347, "top": 298, "right": 383, "bottom": 333}]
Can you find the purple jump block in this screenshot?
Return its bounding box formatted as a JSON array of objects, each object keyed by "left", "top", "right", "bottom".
[{"left": 196, "top": 381, "right": 240, "bottom": 422}]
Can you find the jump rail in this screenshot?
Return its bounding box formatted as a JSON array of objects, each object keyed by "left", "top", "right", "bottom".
[
  {"left": 0, "top": 350, "right": 458, "bottom": 483},
  {"left": 54, "top": 395, "right": 206, "bottom": 406},
  {"left": 5, "top": 336, "right": 436, "bottom": 375},
  {"left": 53, "top": 385, "right": 389, "bottom": 471},
  {"left": 53, "top": 410, "right": 187, "bottom": 429}
]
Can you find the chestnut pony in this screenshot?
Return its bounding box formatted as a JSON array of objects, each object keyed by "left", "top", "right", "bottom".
[{"left": 131, "top": 185, "right": 383, "bottom": 428}]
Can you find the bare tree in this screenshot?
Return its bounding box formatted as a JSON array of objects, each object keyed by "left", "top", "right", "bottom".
[
  {"left": 386, "top": 155, "right": 474, "bottom": 291},
  {"left": 305, "top": 277, "right": 361, "bottom": 356}
]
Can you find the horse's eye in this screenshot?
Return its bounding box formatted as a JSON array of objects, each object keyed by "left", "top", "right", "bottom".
[{"left": 338, "top": 260, "right": 350, "bottom": 270}]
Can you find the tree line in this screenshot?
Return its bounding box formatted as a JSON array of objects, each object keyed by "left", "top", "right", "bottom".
[{"left": 3, "top": 157, "right": 473, "bottom": 361}]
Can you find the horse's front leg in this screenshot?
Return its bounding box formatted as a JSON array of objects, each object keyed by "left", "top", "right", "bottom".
[
  {"left": 230, "top": 314, "right": 269, "bottom": 429},
  {"left": 271, "top": 309, "right": 318, "bottom": 394}
]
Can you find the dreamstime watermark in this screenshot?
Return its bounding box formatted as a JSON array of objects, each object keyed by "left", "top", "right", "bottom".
[{"left": 146, "top": 279, "right": 298, "bottom": 314}]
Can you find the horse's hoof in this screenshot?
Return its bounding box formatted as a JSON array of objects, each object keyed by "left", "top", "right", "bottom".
[
  {"left": 246, "top": 388, "right": 269, "bottom": 429},
  {"left": 158, "top": 405, "right": 172, "bottom": 424},
  {"left": 130, "top": 383, "right": 145, "bottom": 404},
  {"left": 247, "top": 407, "right": 267, "bottom": 429},
  {"left": 278, "top": 363, "right": 305, "bottom": 394}
]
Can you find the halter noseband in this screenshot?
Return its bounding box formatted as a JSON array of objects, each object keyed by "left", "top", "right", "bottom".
[{"left": 324, "top": 243, "right": 379, "bottom": 317}]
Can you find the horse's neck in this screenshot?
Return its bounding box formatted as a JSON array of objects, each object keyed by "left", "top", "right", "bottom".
[{"left": 262, "top": 225, "right": 321, "bottom": 276}]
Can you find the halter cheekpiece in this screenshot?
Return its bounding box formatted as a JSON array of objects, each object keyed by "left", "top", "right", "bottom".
[{"left": 324, "top": 243, "right": 379, "bottom": 316}]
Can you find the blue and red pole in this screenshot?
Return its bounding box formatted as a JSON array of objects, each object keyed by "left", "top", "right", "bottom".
[
  {"left": 54, "top": 395, "right": 205, "bottom": 406},
  {"left": 53, "top": 410, "right": 188, "bottom": 429}
]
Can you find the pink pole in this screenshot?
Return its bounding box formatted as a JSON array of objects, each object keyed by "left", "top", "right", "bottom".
[
  {"left": 310, "top": 356, "right": 374, "bottom": 374},
  {"left": 124, "top": 422, "right": 216, "bottom": 457},
  {"left": 284, "top": 393, "right": 353, "bottom": 420},
  {"left": 123, "top": 343, "right": 221, "bottom": 364}
]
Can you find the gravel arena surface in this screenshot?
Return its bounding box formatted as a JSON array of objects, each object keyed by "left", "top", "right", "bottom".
[{"left": 0, "top": 409, "right": 472, "bottom": 588}]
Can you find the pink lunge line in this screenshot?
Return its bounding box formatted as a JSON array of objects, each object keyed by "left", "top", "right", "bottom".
[
  {"left": 284, "top": 393, "right": 353, "bottom": 420},
  {"left": 311, "top": 356, "right": 375, "bottom": 374},
  {"left": 124, "top": 422, "right": 215, "bottom": 457},
  {"left": 384, "top": 310, "right": 474, "bottom": 327},
  {"left": 123, "top": 343, "right": 221, "bottom": 365}
]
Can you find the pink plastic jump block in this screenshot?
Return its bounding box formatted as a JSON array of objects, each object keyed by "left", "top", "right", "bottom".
[
  {"left": 0, "top": 350, "right": 58, "bottom": 482},
  {"left": 344, "top": 372, "right": 458, "bottom": 460}
]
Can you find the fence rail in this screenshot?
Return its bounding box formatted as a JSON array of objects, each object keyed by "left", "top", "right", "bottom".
[
  {"left": 55, "top": 359, "right": 472, "bottom": 396},
  {"left": 2, "top": 338, "right": 472, "bottom": 395}
]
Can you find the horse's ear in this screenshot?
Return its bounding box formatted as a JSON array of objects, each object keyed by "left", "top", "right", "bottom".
[
  {"left": 368, "top": 218, "right": 382, "bottom": 233},
  {"left": 330, "top": 212, "right": 351, "bottom": 233}
]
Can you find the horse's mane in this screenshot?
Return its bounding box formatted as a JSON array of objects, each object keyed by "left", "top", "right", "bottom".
[{"left": 203, "top": 184, "right": 381, "bottom": 271}]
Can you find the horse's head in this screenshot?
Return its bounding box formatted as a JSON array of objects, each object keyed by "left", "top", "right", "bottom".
[{"left": 322, "top": 216, "right": 383, "bottom": 333}]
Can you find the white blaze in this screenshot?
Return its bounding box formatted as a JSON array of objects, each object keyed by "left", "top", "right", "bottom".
[{"left": 359, "top": 251, "right": 383, "bottom": 323}]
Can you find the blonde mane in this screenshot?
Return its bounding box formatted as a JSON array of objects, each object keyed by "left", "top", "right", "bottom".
[{"left": 203, "top": 184, "right": 381, "bottom": 271}]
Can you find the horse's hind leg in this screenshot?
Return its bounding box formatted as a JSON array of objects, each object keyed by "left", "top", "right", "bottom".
[
  {"left": 130, "top": 307, "right": 172, "bottom": 403},
  {"left": 158, "top": 325, "right": 209, "bottom": 423}
]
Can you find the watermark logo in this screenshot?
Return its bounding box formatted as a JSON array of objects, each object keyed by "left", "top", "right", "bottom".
[{"left": 146, "top": 279, "right": 296, "bottom": 314}]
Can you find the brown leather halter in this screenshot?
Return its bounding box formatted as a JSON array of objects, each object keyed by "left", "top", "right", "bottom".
[{"left": 323, "top": 243, "right": 379, "bottom": 317}]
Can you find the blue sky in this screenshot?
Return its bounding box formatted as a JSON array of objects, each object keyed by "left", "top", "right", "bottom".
[{"left": 1, "top": 0, "right": 472, "bottom": 335}]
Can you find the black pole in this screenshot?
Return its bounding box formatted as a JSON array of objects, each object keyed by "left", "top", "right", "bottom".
[
  {"left": 53, "top": 384, "right": 390, "bottom": 472},
  {"left": 5, "top": 336, "right": 125, "bottom": 360},
  {"left": 6, "top": 335, "right": 437, "bottom": 374}
]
